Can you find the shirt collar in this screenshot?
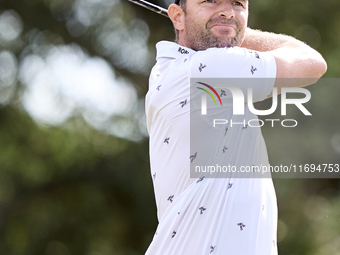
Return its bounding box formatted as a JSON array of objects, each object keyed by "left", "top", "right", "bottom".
[{"left": 156, "top": 41, "right": 196, "bottom": 61}]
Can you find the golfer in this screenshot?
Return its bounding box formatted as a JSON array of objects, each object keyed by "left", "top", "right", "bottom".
[{"left": 145, "top": 0, "right": 327, "bottom": 254}]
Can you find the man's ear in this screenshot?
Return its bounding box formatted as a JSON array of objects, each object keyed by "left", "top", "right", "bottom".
[{"left": 168, "top": 3, "right": 185, "bottom": 32}]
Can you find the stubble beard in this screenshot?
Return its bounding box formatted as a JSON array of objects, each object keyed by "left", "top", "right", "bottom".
[{"left": 184, "top": 16, "right": 245, "bottom": 51}]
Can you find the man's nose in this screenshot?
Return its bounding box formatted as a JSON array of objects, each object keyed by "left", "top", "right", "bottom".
[{"left": 218, "top": 2, "right": 235, "bottom": 19}]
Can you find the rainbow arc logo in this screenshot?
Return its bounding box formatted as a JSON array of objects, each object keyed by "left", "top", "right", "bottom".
[{"left": 196, "top": 82, "right": 222, "bottom": 115}]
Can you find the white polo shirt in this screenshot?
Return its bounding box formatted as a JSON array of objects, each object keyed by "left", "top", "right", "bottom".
[{"left": 145, "top": 41, "right": 278, "bottom": 255}]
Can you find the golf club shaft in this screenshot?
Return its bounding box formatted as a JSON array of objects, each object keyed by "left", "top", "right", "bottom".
[{"left": 126, "top": 0, "right": 169, "bottom": 18}]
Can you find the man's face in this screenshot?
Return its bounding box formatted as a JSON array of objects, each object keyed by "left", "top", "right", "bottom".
[{"left": 180, "top": 0, "right": 248, "bottom": 51}]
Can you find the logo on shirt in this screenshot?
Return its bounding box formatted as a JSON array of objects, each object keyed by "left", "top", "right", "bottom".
[{"left": 178, "top": 47, "right": 189, "bottom": 54}]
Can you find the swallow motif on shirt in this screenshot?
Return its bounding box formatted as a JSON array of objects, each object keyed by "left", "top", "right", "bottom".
[
  {"left": 237, "top": 222, "right": 246, "bottom": 231},
  {"left": 190, "top": 152, "right": 197, "bottom": 162},
  {"left": 196, "top": 176, "right": 205, "bottom": 183},
  {"left": 156, "top": 85, "right": 161, "bottom": 91},
  {"left": 251, "top": 65, "right": 257, "bottom": 75},
  {"left": 210, "top": 246, "right": 216, "bottom": 253},
  {"left": 172, "top": 231, "right": 177, "bottom": 238},
  {"left": 248, "top": 50, "right": 260, "bottom": 59},
  {"left": 180, "top": 99, "right": 187, "bottom": 108},
  {"left": 220, "top": 90, "right": 227, "bottom": 97},
  {"left": 164, "top": 137, "right": 170, "bottom": 144},
  {"left": 168, "top": 195, "right": 174, "bottom": 203},
  {"left": 224, "top": 127, "right": 228, "bottom": 136},
  {"left": 199, "top": 206, "right": 206, "bottom": 215},
  {"left": 222, "top": 146, "right": 228, "bottom": 153},
  {"left": 199, "top": 63, "right": 206, "bottom": 72}
]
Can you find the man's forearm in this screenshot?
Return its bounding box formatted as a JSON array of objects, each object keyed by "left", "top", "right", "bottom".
[
  {"left": 241, "top": 28, "right": 327, "bottom": 87},
  {"left": 241, "top": 28, "right": 303, "bottom": 52}
]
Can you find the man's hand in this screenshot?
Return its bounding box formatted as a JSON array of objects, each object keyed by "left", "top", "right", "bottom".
[{"left": 241, "top": 28, "right": 327, "bottom": 89}]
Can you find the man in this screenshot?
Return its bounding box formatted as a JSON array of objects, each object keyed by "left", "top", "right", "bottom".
[{"left": 145, "top": 0, "right": 327, "bottom": 254}]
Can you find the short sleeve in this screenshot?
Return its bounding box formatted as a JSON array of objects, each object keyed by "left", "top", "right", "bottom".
[{"left": 189, "top": 47, "right": 276, "bottom": 102}]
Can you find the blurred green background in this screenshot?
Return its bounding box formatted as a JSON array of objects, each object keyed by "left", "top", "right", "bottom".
[{"left": 0, "top": 0, "right": 339, "bottom": 254}]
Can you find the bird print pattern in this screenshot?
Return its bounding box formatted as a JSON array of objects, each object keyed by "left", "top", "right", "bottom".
[{"left": 145, "top": 44, "right": 278, "bottom": 255}]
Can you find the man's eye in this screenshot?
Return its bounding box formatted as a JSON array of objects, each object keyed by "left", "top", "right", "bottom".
[
  {"left": 204, "top": 0, "right": 215, "bottom": 3},
  {"left": 232, "top": 1, "right": 244, "bottom": 7}
]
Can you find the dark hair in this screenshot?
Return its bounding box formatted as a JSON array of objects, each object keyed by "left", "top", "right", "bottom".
[{"left": 174, "top": 0, "right": 187, "bottom": 42}]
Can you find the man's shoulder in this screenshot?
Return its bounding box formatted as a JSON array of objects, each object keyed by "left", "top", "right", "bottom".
[
  {"left": 155, "top": 41, "right": 260, "bottom": 61},
  {"left": 156, "top": 41, "right": 196, "bottom": 60},
  {"left": 195, "top": 47, "right": 254, "bottom": 60},
  {"left": 191, "top": 47, "right": 252, "bottom": 70},
  {"left": 190, "top": 47, "right": 276, "bottom": 78},
  {"left": 192, "top": 46, "right": 275, "bottom": 67}
]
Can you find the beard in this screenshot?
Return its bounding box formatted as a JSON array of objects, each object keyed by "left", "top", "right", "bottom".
[{"left": 184, "top": 16, "right": 245, "bottom": 51}]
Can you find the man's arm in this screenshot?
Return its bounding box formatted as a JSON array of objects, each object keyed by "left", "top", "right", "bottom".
[{"left": 241, "top": 28, "right": 327, "bottom": 88}]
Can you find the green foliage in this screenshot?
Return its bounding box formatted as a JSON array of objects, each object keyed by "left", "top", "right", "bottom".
[{"left": 0, "top": 106, "right": 156, "bottom": 254}]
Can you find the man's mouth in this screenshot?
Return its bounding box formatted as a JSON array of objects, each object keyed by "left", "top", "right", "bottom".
[
  {"left": 207, "top": 19, "right": 239, "bottom": 32},
  {"left": 212, "top": 24, "right": 236, "bottom": 30}
]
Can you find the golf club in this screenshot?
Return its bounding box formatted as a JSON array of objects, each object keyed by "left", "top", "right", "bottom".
[{"left": 126, "top": 0, "right": 169, "bottom": 18}]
